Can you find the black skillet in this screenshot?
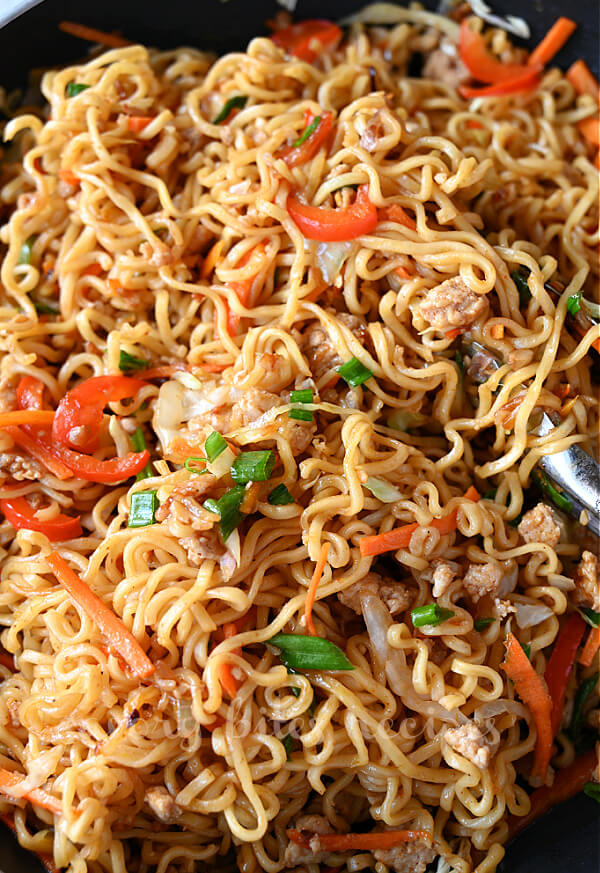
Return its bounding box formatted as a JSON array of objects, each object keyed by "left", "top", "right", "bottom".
[{"left": 0, "top": 1, "right": 598, "bottom": 871}]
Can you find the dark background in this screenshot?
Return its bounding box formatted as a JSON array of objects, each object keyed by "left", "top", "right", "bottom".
[{"left": 0, "top": 1, "right": 598, "bottom": 872}]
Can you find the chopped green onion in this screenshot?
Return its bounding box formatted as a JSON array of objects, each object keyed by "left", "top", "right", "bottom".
[
  {"left": 17, "top": 235, "right": 37, "bottom": 265},
  {"left": 290, "top": 389, "right": 314, "bottom": 404},
  {"left": 184, "top": 456, "right": 207, "bottom": 475},
  {"left": 483, "top": 489, "right": 497, "bottom": 501},
  {"left": 521, "top": 641, "right": 531, "bottom": 660},
  {"left": 213, "top": 95, "right": 247, "bottom": 124},
  {"left": 289, "top": 407, "right": 313, "bottom": 422},
  {"left": 387, "top": 409, "right": 428, "bottom": 431},
  {"left": 231, "top": 450, "right": 275, "bottom": 484},
  {"left": 119, "top": 350, "right": 148, "bottom": 373},
  {"left": 66, "top": 82, "right": 90, "bottom": 98},
  {"left": 337, "top": 357, "right": 373, "bottom": 387},
  {"left": 203, "top": 498, "right": 221, "bottom": 516},
  {"left": 531, "top": 470, "right": 573, "bottom": 515},
  {"left": 128, "top": 490, "right": 158, "bottom": 527},
  {"left": 268, "top": 484, "right": 294, "bottom": 505},
  {"left": 281, "top": 734, "right": 294, "bottom": 759},
  {"left": 268, "top": 634, "right": 354, "bottom": 672},
  {"left": 131, "top": 428, "right": 154, "bottom": 481},
  {"left": 567, "top": 291, "right": 582, "bottom": 316},
  {"left": 511, "top": 270, "right": 532, "bottom": 305},
  {"left": 205, "top": 431, "right": 228, "bottom": 463},
  {"left": 411, "top": 604, "right": 455, "bottom": 628},
  {"left": 33, "top": 298, "right": 59, "bottom": 315},
  {"left": 569, "top": 671, "right": 599, "bottom": 742},
  {"left": 216, "top": 484, "right": 246, "bottom": 541},
  {"left": 579, "top": 607, "right": 600, "bottom": 628},
  {"left": 292, "top": 115, "right": 321, "bottom": 148},
  {"left": 364, "top": 477, "right": 402, "bottom": 503},
  {"left": 583, "top": 782, "right": 600, "bottom": 803},
  {"left": 474, "top": 617, "right": 495, "bottom": 631},
  {"left": 455, "top": 349, "right": 465, "bottom": 380}
]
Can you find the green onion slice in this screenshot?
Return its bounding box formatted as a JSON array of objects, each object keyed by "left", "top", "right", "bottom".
[
  {"left": 521, "top": 641, "right": 531, "bottom": 660},
  {"left": 128, "top": 490, "right": 158, "bottom": 527},
  {"left": 185, "top": 456, "right": 208, "bottom": 475},
  {"left": 567, "top": 291, "right": 582, "bottom": 316},
  {"left": 213, "top": 95, "right": 247, "bottom": 124},
  {"left": 531, "top": 469, "right": 573, "bottom": 515},
  {"left": 569, "top": 671, "right": 599, "bottom": 742},
  {"left": 511, "top": 270, "right": 532, "bottom": 305},
  {"left": 292, "top": 115, "right": 321, "bottom": 148},
  {"left": 268, "top": 634, "right": 354, "bottom": 671},
  {"left": 290, "top": 389, "right": 314, "bottom": 404},
  {"left": 583, "top": 782, "right": 600, "bottom": 803},
  {"left": 216, "top": 484, "right": 246, "bottom": 541},
  {"left": 268, "top": 484, "right": 294, "bottom": 505},
  {"left": 231, "top": 450, "right": 275, "bottom": 484},
  {"left": 17, "top": 235, "right": 37, "bottom": 266},
  {"left": 483, "top": 489, "right": 497, "bottom": 501},
  {"left": 66, "top": 82, "right": 90, "bottom": 97},
  {"left": 289, "top": 407, "right": 313, "bottom": 422},
  {"left": 119, "top": 350, "right": 148, "bottom": 373},
  {"left": 474, "top": 617, "right": 495, "bottom": 631},
  {"left": 337, "top": 357, "right": 373, "bottom": 387},
  {"left": 205, "top": 431, "right": 228, "bottom": 463},
  {"left": 411, "top": 604, "right": 455, "bottom": 628},
  {"left": 203, "top": 498, "right": 221, "bottom": 516},
  {"left": 579, "top": 607, "right": 600, "bottom": 628},
  {"left": 281, "top": 734, "right": 294, "bottom": 759},
  {"left": 130, "top": 428, "right": 154, "bottom": 481},
  {"left": 33, "top": 298, "right": 59, "bottom": 315}
]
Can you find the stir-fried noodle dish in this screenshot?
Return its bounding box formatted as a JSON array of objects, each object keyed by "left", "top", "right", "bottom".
[{"left": 0, "top": 5, "right": 598, "bottom": 872}]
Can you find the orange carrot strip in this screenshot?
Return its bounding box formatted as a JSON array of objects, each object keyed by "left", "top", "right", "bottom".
[
  {"left": 305, "top": 541, "right": 331, "bottom": 636},
  {"left": 201, "top": 240, "right": 225, "bottom": 279},
  {"left": 528, "top": 17, "right": 577, "bottom": 69},
  {"left": 82, "top": 262, "right": 103, "bottom": 276},
  {"left": 287, "top": 828, "right": 431, "bottom": 852},
  {"left": 445, "top": 327, "right": 464, "bottom": 340},
  {"left": 502, "top": 631, "right": 553, "bottom": 781},
  {"left": 218, "top": 621, "right": 241, "bottom": 697},
  {"left": 566, "top": 59, "right": 600, "bottom": 102},
  {"left": 381, "top": 203, "right": 416, "bottom": 230},
  {"left": 127, "top": 116, "right": 154, "bottom": 133},
  {"left": 47, "top": 551, "right": 154, "bottom": 679},
  {"left": 0, "top": 768, "right": 62, "bottom": 815},
  {"left": 0, "top": 410, "right": 55, "bottom": 428},
  {"left": 579, "top": 626, "right": 600, "bottom": 667},
  {"left": 577, "top": 116, "right": 600, "bottom": 146},
  {"left": 490, "top": 324, "right": 505, "bottom": 339},
  {"left": 394, "top": 265, "right": 411, "bottom": 279},
  {"left": 59, "top": 168, "right": 79, "bottom": 186},
  {"left": 58, "top": 20, "right": 131, "bottom": 48}
]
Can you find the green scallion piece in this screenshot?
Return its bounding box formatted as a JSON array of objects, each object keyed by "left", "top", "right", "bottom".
[
  {"left": 281, "top": 734, "right": 294, "bottom": 759},
  {"left": 531, "top": 470, "right": 573, "bottom": 515},
  {"left": 567, "top": 291, "right": 582, "bottom": 316},
  {"left": 290, "top": 389, "right": 314, "bottom": 404},
  {"left": 17, "top": 235, "right": 37, "bottom": 265},
  {"left": 231, "top": 450, "right": 275, "bottom": 484},
  {"left": 455, "top": 349, "right": 465, "bottom": 380},
  {"left": 521, "top": 641, "right": 531, "bottom": 660},
  {"left": 268, "top": 633, "right": 354, "bottom": 672},
  {"left": 32, "top": 298, "right": 59, "bottom": 315},
  {"left": 583, "top": 782, "right": 600, "bottom": 803},
  {"left": 66, "top": 82, "right": 90, "bottom": 98},
  {"left": 131, "top": 428, "right": 154, "bottom": 481},
  {"left": 511, "top": 270, "right": 532, "bottom": 306},
  {"left": 292, "top": 115, "right": 321, "bottom": 148},
  {"left": 411, "top": 604, "right": 455, "bottom": 628},
  {"left": 579, "top": 607, "right": 600, "bottom": 628},
  {"left": 185, "top": 456, "right": 207, "bottom": 475},
  {"left": 205, "top": 431, "right": 228, "bottom": 463},
  {"left": 569, "top": 671, "right": 599, "bottom": 742},
  {"left": 119, "top": 350, "right": 148, "bottom": 373},
  {"left": 474, "top": 617, "right": 495, "bottom": 631},
  {"left": 203, "top": 498, "right": 221, "bottom": 516},
  {"left": 128, "top": 490, "right": 158, "bottom": 527},
  {"left": 213, "top": 95, "right": 247, "bottom": 124},
  {"left": 268, "top": 484, "right": 294, "bottom": 505},
  {"left": 289, "top": 407, "right": 313, "bottom": 422},
  {"left": 216, "top": 484, "right": 246, "bottom": 541},
  {"left": 483, "top": 489, "right": 497, "bottom": 501},
  {"left": 337, "top": 357, "right": 373, "bottom": 388}
]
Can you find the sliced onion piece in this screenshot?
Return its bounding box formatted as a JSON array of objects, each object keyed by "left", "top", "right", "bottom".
[
  {"left": 514, "top": 601, "right": 555, "bottom": 629},
  {"left": 315, "top": 241, "right": 354, "bottom": 284}
]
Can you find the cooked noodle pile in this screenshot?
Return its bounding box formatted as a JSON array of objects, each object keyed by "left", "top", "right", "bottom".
[{"left": 0, "top": 7, "right": 598, "bottom": 873}]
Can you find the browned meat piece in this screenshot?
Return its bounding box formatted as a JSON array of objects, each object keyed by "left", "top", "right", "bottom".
[
  {"left": 422, "top": 39, "right": 470, "bottom": 90},
  {"left": 154, "top": 475, "right": 217, "bottom": 529},
  {"left": 463, "top": 561, "right": 504, "bottom": 603},
  {"left": 284, "top": 815, "right": 337, "bottom": 867},
  {"left": 300, "top": 313, "right": 367, "bottom": 382},
  {"left": 430, "top": 561, "right": 459, "bottom": 598},
  {"left": 418, "top": 277, "right": 488, "bottom": 332},
  {"left": 360, "top": 112, "right": 384, "bottom": 153},
  {"left": 373, "top": 833, "right": 436, "bottom": 873},
  {"left": 338, "top": 572, "right": 414, "bottom": 616},
  {"left": 145, "top": 786, "right": 181, "bottom": 823},
  {"left": 0, "top": 452, "right": 42, "bottom": 481},
  {"left": 444, "top": 721, "right": 500, "bottom": 768},
  {"left": 179, "top": 529, "right": 225, "bottom": 567},
  {"left": 573, "top": 551, "right": 599, "bottom": 612},
  {"left": 518, "top": 503, "right": 561, "bottom": 548}
]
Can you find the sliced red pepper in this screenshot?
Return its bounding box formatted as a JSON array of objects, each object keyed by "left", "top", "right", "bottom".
[
  {"left": 0, "top": 496, "right": 82, "bottom": 541},
  {"left": 50, "top": 443, "right": 151, "bottom": 484},
  {"left": 3, "top": 426, "right": 73, "bottom": 480},
  {"left": 52, "top": 375, "right": 147, "bottom": 453},
  {"left": 280, "top": 110, "right": 334, "bottom": 168},
  {"left": 459, "top": 68, "right": 541, "bottom": 99},
  {"left": 16, "top": 375, "right": 45, "bottom": 410},
  {"left": 271, "top": 20, "right": 342, "bottom": 62},
  {"left": 545, "top": 612, "right": 587, "bottom": 736},
  {"left": 459, "top": 20, "right": 542, "bottom": 84},
  {"left": 287, "top": 184, "right": 378, "bottom": 242}
]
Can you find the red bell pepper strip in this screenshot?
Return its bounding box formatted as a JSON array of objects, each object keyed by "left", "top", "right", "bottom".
[
  {"left": 50, "top": 442, "right": 151, "bottom": 484},
  {"left": 508, "top": 749, "right": 597, "bottom": 839},
  {"left": 459, "top": 68, "right": 541, "bottom": 99},
  {"left": 16, "top": 375, "right": 45, "bottom": 410},
  {"left": 287, "top": 184, "right": 378, "bottom": 242},
  {"left": 459, "top": 20, "right": 542, "bottom": 83},
  {"left": 3, "top": 426, "right": 73, "bottom": 480},
  {"left": 280, "top": 110, "right": 334, "bottom": 168},
  {"left": 52, "top": 375, "right": 147, "bottom": 453},
  {"left": 271, "top": 20, "right": 342, "bottom": 63},
  {"left": 0, "top": 496, "right": 82, "bottom": 541},
  {"left": 544, "top": 612, "right": 587, "bottom": 736}
]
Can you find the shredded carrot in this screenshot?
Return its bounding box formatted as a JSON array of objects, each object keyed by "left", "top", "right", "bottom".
[
  {"left": 287, "top": 828, "right": 431, "bottom": 852},
  {"left": 0, "top": 410, "right": 55, "bottom": 428},
  {"left": 528, "top": 17, "right": 577, "bottom": 69},
  {"left": 394, "top": 265, "right": 411, "bottom": 279},
  {"left": 445, "top": 327, "right": 464, "bottom": 340},
  {"left": 593, "top": 337, "right": 600, "bottom": 354},
  {"left": 382, "top": 203, "right": 417, "bottom": 230},
  {"left": 466, "top": 119, "right": 484, "bottom": 129},
  {"left": 305, "top": 541, "right": 331, "bottom": 636},
  {"left": 577, "top": 116, "right": 600, "bottom": 146},
  {"left": 560, "top": 393, "right": 580, "bottom": 416},
  {"left": 490, "top": 323, "right": 505, "bottom": 339},
  {"left": 82, "top": 262, "right": 103, "bottom": 276},
  {"left": 201, "top": 240, "right": 226, "bottom": 279},
  {"left": 127, "top": 116, "right": 154, "bottom": 133},
  {"left": 502, "top": 631, "right": 553, "bottom": 781},
  {"left": 566, "top": 59, "right": 600, "bottom": 102},
  {"left": 58, "top": 20, "right": 131, "bottom": 48},
  {"left": 142, "top": 365, "right": 187, "bottom": 379},
  {"left": 579, "top": 626, "right": 600, "bottom": 667},
  {"left": 0, "top": 767, "right": 62, "bottom": 815},
  {"left": 47, "top": 551, "right": 154, "bottom": 679},
  {"left": 215, "top": 607, "right": 258, "bottom": 698},
  {"left": 197, "top": 360, "right": 229, "bottom": 373},
  {"left": 1, "top": 812, "right": 60, "bottom": 873},
  {"left": 555, "top": 383, "right": 571, "bottom": 400},
  {"left": 59, "top": 168, "right": 79, "bottom": 186},
  {"left": 359, "top": 487, "right": 480, "bottom": 557}
]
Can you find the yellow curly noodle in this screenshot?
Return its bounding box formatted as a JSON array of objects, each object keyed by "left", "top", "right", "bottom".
[{"left": 0, "top": 6, "right": 597, "bottom": 873}]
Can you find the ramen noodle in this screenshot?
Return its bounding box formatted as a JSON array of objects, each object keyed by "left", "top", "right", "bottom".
[{"left": 0, "top": 5, "right": 598, "bottom": 873}]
